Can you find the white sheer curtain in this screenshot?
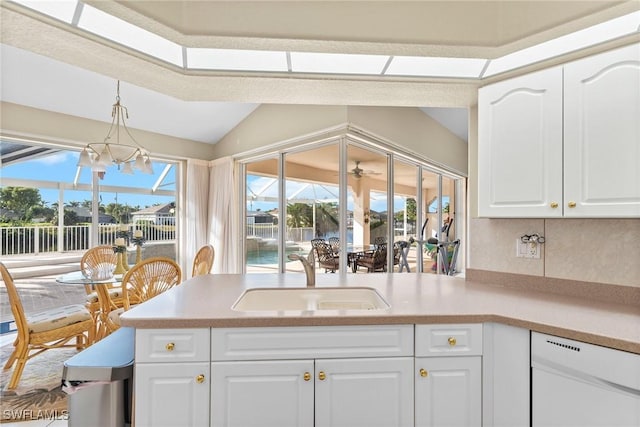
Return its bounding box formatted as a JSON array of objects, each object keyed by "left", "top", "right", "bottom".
[
  {"left": 185, "top": 160, "right": 211, "bottom": 276},
  {"left": 209, "top": 157, "right": 239, "bottom": 273}
]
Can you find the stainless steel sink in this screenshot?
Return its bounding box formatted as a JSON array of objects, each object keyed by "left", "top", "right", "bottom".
[{"left": 232, "top": 287, "right": 390, "bottom": 311}]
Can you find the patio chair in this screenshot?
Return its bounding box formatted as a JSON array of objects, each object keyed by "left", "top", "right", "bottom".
[
  {"left": 315, "top": 241, "right": 339, "bottom": 273},
  {"left": 106, "top": 257, "right": 182, "bottom": 333},
  {"left": 373, "top": 236, "right": 387, "bottom": 247},
  {"left": 192, "top": 244, "right": 215, "bottom": 277},
  {"left": 311, "top": 238, "right": 327, "bottom": 269},
  {"left": 355, "top": 243, "right": 388, "bottom": 273},
  {"left": 0, "top": 262, "right": 94, "bottom": 390},
  {"left": 328, "top": 237, "right": 340, "bottom": 254}
]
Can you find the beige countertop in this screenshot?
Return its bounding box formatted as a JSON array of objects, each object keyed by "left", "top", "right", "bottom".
[{"left": 120, "top": 273, "right": 640, "bottom": 354}]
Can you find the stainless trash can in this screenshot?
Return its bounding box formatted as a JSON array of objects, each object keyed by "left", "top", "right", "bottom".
[{"left": 62, "top": 327, "right": 134, "bottom": 427}]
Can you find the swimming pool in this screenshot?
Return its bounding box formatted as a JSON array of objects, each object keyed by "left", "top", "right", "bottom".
[{"left": 246, "top": 248, "right": 306, "bottom": 265}]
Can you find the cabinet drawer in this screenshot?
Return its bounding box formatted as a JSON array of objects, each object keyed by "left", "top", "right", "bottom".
[
  {"left": 211, "top": 325, "right": 414, "bottom": 361},
  {"left": 415, "top": 324, "right": 482, "bottom": 356},
  {"left": 136, "top": 328, "right": 210, "bottom": 363}
]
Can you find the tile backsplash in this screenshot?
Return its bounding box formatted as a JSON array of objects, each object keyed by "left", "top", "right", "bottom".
[{"left": 469, "top": 218, "right": 640, "bottom": 288}]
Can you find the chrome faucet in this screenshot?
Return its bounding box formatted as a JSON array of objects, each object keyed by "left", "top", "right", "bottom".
[{"left": 288, "top": 251, "right": 315, "bottom": 287}]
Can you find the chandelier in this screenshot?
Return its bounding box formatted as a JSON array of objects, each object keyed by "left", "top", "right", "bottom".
[{"left": 77, "top": 81, "right": 153, "bottom": 174}]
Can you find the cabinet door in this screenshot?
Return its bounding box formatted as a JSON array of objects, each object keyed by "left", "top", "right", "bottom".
[
  {"left": 415, "top": 356, "right": 481, "bottom": 427},
  {"left": 564, "top": 43, "right": 640, "bottom": 217},
  {"left": 482, "top": 323, "right": 530, "bottom": 427},
  {"left": 315, "top": 357, "right": 414, "bottom": 427},
  {"left": 135, "top": 363, "right": 209, "bottom": 427},
  {"left": 478, "top": 67, "right": 563, "bottom": 217},
  {"left": 211, "top": 360, "right": 314, "bottom": 427}
]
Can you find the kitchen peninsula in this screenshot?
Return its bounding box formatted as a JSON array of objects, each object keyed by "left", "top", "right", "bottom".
[
  {"left": 121, "top": 273, "right": 640, "bottom": 427},
  {"left": 121, "top": 273, "right": 639, "bottom": 352}
]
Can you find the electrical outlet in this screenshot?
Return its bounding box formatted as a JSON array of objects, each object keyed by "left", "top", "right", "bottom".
[{"left": 516, "top": 239, "right": 540, "bottom": 259}]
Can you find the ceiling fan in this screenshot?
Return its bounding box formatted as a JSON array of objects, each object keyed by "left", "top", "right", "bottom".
[{"left": 348, "top": 161, "right": 381, "bottom": 179}]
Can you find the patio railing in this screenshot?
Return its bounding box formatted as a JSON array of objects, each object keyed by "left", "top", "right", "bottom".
[
  {"left": 246, "top": 224, "right": 315, "bottom": 243},
  {"left": 1, "top": 222, "right": 175, "bottom": 256}
]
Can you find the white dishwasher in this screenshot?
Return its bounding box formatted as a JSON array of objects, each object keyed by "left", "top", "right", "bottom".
[{"left": 531, "top": 332, "right": 640, "bottom": 427}]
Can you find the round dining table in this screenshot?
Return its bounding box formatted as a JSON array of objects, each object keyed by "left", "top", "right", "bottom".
[{"left": 56, "top": 271, "right": 122, "bottom": 342}]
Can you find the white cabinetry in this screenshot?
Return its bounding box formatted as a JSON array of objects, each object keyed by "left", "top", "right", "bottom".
[
  {"left": 564, "top": 44, "right": 640, "bottom": 217},
  {"left": 211, "top": 325, "right": 414, "bottom": 427},
  {"left": 482, "top": 323, "right": 530, "bottom": 427},
  {"left": 315, "top": 357, "right": 414, "bottom": 427},
  {"left": 478, "top": 67, "right": 563, "bottom": 217},
  {"left": 415, "top": 324, "right": 483, "bottom": 427},
  {"left": 211, "top": 360, "right": 314, "bottom": 427},
  {"left": 479, "top": 43, "right": 640, "bottom": 218},
  {"left": 134, "top": 323, "right": 489, "bottom": 427},
  {"left": 134, "top": 328, "right": 210, "bottom": 427}
]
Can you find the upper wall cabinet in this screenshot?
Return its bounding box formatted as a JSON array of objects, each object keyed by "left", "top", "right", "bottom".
[{"left": 478, "top": 43, "right": 640, "bottom": 218}]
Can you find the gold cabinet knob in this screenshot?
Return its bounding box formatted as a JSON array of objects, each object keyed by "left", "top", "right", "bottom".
[
  {"left": 448, "top": 337, "right": 457, "bottom": 346},
  {"left": 318, "top": 371, "right": 326, "bottom": 381},
  {"left": 196, "top": 374, "right": 205, "bottom": 384},
  {"left": 166, "top": 342, "right": 175, "bottom": 351},
  {"left": 568, "top": 201, "right": 576, "bottom": 208},
  {"left": 420, "top": 368, "right": 428, "bottom": 378},
  {"left": 550, "top": 202, "right": 558, "bottom": 208},
  {"left": 303, "top": 372, "right": 311, "bottom": 381}
]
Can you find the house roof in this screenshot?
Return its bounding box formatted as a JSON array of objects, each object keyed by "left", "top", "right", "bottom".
[{"left": 132, "top": 203, "right": 175, "bottom": 215}]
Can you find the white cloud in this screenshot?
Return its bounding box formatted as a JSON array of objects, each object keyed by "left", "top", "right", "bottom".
[{"left": 32, "top": 152, "right": 72, "bottom": 165}]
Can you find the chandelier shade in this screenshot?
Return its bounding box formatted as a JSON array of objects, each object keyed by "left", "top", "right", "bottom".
[{"left": 77, "top": 81, "right": 153, "bottom": 174}]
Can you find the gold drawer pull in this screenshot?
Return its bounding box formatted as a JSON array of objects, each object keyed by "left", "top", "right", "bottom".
[
  {"left": 196, "top": 374, "right": 205, "bottom": 384},
  {"left": 318, "top": 371, "right": 326, "bottom": 381},
  {"left": 303, "top": 372, "right": 311, "bottom": 381},
  {"left": 420, "top": 368, "right": 428, "bottom": 378},
  {"left": 166, "top": 342, "right": 175, "bottom": 351},
  {"left": 448, "top": 337, "right": 457, "bottom": 346},
  {"left": 568, "top": 201, "right": 576, "bottom": 208},
  {"left": 550, "top": 202, "right": 558, "bottom": 208}
]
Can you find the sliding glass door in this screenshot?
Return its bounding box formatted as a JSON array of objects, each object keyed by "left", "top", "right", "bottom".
[{"left": 240, "top": 136, "right": 465, "bottom": 275}]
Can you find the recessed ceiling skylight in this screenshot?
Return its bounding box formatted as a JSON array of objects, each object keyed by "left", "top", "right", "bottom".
[
  {"left": 77, "top": 4, "right": 183, "bottom": 67},
  {"left": 8, "top": 0, "right": 639, "bottom": 80},
  {"left": 290, "top": 52, "right": 389, "bottom": 75},
  {"left": 11, "top": 0, "right": 78, "bottom": 23},
  {"left": 483, "top": 10, "right": 640, "bottom": 77},
  {"left": 187, "top": 48, "right": 288, "bottom": 72},
  {"left": 386, "top": 56, "right": 488, "bottom": 78}
]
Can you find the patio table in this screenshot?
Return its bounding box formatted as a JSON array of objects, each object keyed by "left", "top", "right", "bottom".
[{"left": 346, "top": 245, "right": 374, "bottom": 273}]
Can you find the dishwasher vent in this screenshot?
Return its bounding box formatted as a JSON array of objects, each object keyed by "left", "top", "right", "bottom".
[{"left": 547, "top": 339, "right": 581, "bottom": 352}]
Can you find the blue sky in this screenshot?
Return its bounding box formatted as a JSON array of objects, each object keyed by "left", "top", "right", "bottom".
[{"left": 1, "top": 150, "right": 175, "bottom": 208}]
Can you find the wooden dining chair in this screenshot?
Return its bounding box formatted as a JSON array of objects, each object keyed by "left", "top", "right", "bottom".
[
  {"left": 106, "top": 257, "right": 182, "bottom": 333},
  {"left": 192, "top": 244, "right": 214, "bottom": 277},
  {"left": 0, "top": 262, "right": 94, "bottom": 390},
  {"left": 80, "top": 245, "right": 120, "bottom": 316}
]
